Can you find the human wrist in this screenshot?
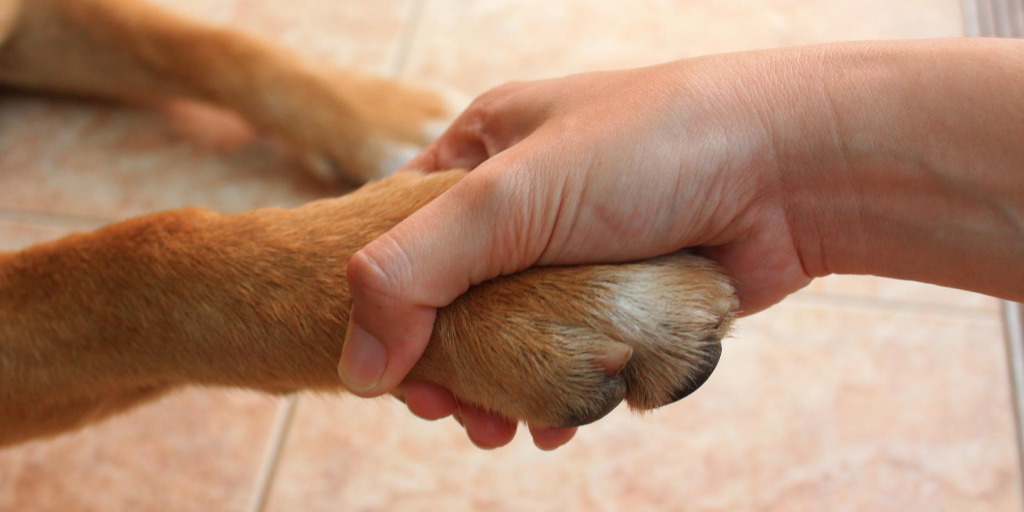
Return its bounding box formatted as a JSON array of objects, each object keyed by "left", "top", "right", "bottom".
[{"left": 773, "top": 39, "right": 1024, "bottom": 297}]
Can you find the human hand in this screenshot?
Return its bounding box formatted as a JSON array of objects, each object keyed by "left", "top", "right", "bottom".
[{"left": 339, "top": 51, "right": 819, "bottom": 449}]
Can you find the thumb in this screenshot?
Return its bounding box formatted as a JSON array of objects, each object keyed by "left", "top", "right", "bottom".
[{"left": 338, "top": 157, "right": 550, "bottom": 397}]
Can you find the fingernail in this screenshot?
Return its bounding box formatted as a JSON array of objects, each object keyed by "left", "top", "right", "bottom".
[{"left": 339, "top": 323, "right": 386, "bottom": 393}]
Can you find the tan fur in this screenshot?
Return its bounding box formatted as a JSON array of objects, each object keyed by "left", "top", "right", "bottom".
[
  {"left": 0, "top": 0, "right": 738, "bottom": 446},
  {"left": 0, "top": 0, "right": 456, "bottom": 182}
]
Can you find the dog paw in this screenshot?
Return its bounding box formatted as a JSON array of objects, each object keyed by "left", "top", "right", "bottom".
[
  {"left": 296, "top": 76, "right": 467, "bottom": 183},
  {"left": 408, "top": 252, "right": 738, "bottom": 427}
]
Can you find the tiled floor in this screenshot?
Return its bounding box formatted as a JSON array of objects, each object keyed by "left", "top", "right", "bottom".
[
  {"left": 0, "top": 0, "right": 1019, "bottom": 511},
  {"left": 264, "top": 303, "right": 1018, "bottom": 512}
]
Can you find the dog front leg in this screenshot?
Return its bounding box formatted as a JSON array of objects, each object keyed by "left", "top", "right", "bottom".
[
  {"left": 0, "top": 170, "right": 738, "bottom": 445},
  {"left": 0, "top": 206, "right": 339, "bottom": 446},
  {"left": 0, "top": 171, "right": 469, "bottom": 446}
]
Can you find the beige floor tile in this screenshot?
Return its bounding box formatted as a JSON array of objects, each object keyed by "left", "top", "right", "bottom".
[
  {"left": 218, "top": 0, "right": 414, "bottom": 72},
  {"left": 0, "top": 95, "right": 337, "bottom": 219},
  {"left": 263, "top": 301, "right": 1021, "bottom": 512},
  {"left": 404, "top": 0, "right": 964, "bottom": 94},
  {"left": 0, "top": 0, "right": 412, "bottom": 221},
  {"left": 0, "top": 389, "right": 280, "bottom": 512},
  {"left": 146, "top": 0, "right": 413, "bottom": 70},
  {"left": 0, "top": 217, "right": 82, "bottom": 251},
  {"left": 149, "top": 0, "right": 415, "bottom": 71},
  {"left": 797, "top": 275, "right": 1001, "bottom": 311},
  {"left": 0, "top": 218, "right": 281, "bottom": 512}
]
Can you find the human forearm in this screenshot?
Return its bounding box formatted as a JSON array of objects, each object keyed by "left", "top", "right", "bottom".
[{"left": 771, "top": 39, "right": 1024, "bottom": 299}]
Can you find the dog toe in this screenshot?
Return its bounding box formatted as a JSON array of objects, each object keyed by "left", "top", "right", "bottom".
[
  {"left": 561, "top": 375, "right": 627, "bottom": 427},
  {"left": 665, "top": 341, "right": 722, "bottom": 404}
]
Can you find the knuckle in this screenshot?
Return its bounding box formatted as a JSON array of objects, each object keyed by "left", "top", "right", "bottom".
[
  {"left": 347, "top": 241, "right": 413, "bottom": 301},
  {"left": 463, "top": 81, "right": 526, "bottom": 128},
  {"left": 460, "top": 97, "right": 496, "bottom": 135},
  {"left": 455, "top": 80, "right": 539, "bottom": 158}
]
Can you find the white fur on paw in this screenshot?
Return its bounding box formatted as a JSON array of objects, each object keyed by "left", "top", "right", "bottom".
[
  {"left": 305, "top": 140, "right": 422, "bottom": 183},
  {"left": 419, "top": 82, "right": 472, "bottom": 142},
  {"left": 304, "top": 153, "right": 341, "bottom": 183},
  {"left": 434, "top": 83, "right": 473, "bottom": 118},
  {"left": 371, "top": 139, "right": 423, "bottom": 177}
]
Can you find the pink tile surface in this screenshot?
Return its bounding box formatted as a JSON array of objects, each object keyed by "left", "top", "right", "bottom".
[
  {"left": 797, "top": 275, "right": 1001, "bottom": 311},
  {"left": 264, "top": 302, "right": 1021, "bottom": 512},
  {"left": 0, "top": 217, "right": 83, "bottom": 251},
  {"left": 403, "top": 0, "right": 965, "bottom": 94},
  {"left": 0, "top": 94, "right": 337, "bottom": 219},
  {"left": 148, "top": 0, "right": 414, "bottom": 72},
  {"left": 216, "top": 0, "right": 414, "bottom": 71},
  {"left": 0, "top": 390, "right": 279, "bottom": 512}
]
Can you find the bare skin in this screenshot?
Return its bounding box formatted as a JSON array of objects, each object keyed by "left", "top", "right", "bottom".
[{"left": 343, "top": 39, "right": 1024, "bottom": 449}]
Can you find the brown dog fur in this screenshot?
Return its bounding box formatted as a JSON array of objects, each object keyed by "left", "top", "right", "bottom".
[{"left": 0, "top": 0, "right": 738, "bottom": 446}]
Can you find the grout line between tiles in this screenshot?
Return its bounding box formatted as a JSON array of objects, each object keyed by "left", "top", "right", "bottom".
[
  {"left": 0, "top": 208, "right": 113, "bottom": 231},
  {"left": 994, "top": 0, "right": 1011, "bottom": 34},
  {"left": 998, "top": 0, "right": 1024, "bottom": 36},
  {"left": 963, "top": 0, "right": 1024, "bottom": 505},
  {"left": 980, "top": 0, "right": 997, "bottom": 35},
  {"left": 239, "top": 1, "right": 1021, "bottom": 508},
  {"left": 1007, "top": 0, "right": 1024, "bottom": 35},
  {"left": 963, "top": 0, "right": 983, "bottom": 35},
  {"left": 245, "top": 395, "right": 298, "bottom": 512},
  {"left": 243, "top": 3, "right": 430, "bottom": 508},
  {"left": 386, "top": 0, "right": 428, "bottom": 77},
  {"left": 967, "top": 0, "right": 1024, "bottom": 37},
  {"left": 1001, "top": 302, "right": 1024, "bottom": 491}
]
